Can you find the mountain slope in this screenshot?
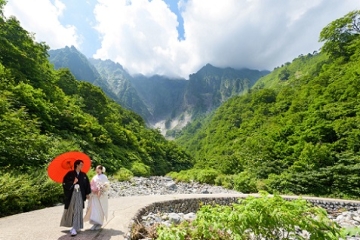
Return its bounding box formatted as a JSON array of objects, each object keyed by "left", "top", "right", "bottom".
[
  {"left": 174, "top": 11, "right": 360, "bottom": 198},
  {"left": 49, "top": 46, "right": 101, "bottom": 85},
  {"left": 132, "top": 64, "right": 269, "bottom": 135},
  {"left": 48, "top": 46, "right": 120, "bottom": 101},
  {"left": 89, "top": 58, "right": 152, "bottom": 120},
  {"left": 131, "top": 75, "right": 187, "bottom": 124},
  {"left": 183, "top": 64, "right": 269, "bottom": 114}
]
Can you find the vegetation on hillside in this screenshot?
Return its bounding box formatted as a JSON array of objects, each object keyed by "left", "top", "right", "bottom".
[
  {"left": 0, "top": 0, "right": 191, "bottom": 216},
  {"left": 174, "top": 10, "right": 360, "bottom": 198}
]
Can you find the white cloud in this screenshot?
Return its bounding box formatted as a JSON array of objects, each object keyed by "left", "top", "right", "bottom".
[
  {"left": 4, "top": 0, "right": 79, "bottom": 49},
  {"left": 94, "top": 0, "right": 186, "bottom": 77},
  {"left": 94, "top": 0, "right": 360, "bottom": 78}
]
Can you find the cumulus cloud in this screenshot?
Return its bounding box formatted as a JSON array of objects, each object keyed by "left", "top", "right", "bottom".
[
  {"left": 4, "top": 0, "right": 79, "bottom": 49},
  {"left": 94, "top": 0, "right": 360, "bottom": 78},
  {"left": 93, "top": 0, "right": 186, "bottom": 77}
]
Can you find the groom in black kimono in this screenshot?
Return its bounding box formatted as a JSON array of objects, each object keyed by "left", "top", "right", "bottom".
[{"left": 61, "top": 160, "right": 91, "bottom": 236}]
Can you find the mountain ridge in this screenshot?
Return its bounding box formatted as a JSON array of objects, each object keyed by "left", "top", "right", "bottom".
[{"left": 48, "top": 46, "right": 269, "bottom": 135}]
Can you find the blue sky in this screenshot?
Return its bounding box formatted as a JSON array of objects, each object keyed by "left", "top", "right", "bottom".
[{"left": 4, "top": 0, "right": 360, "bottom": 78}]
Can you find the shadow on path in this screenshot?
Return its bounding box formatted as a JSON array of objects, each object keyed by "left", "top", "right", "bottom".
[
  {"left": 94, "top": 228, "right": 124, "bottom": 239},
  {"left": 57, "top": 228, "right": 124, "bottom": 240}
]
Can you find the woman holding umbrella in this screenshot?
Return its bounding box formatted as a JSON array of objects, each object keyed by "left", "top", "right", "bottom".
[{"left": 60, "top": 159, "right": 91, "bottom": 236}]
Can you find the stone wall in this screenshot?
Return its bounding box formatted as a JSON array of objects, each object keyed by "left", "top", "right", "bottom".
[{"left": 125, "top": 195, "right": 360, "bottom": 239}]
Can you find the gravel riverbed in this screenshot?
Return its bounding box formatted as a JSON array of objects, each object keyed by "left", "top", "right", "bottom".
[{"left": 108, "top": 176, "right": 240, "bottom": 197}]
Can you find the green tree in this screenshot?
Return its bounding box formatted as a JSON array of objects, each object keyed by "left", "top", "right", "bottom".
[{"left": 319, "top": 10, "right": 360, "bottom": 59}]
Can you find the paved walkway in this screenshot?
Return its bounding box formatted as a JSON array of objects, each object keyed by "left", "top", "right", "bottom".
[{"left": 1, "top": 193, "right": 360, "bottom": 240}]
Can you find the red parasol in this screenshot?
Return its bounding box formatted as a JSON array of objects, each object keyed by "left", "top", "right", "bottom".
[{"left": 47, "top": 151, "right": 91, "bottom": 183}]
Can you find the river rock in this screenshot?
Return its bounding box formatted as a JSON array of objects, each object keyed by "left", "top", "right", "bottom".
[
  {"left": 168, "top": 213, "right": 181, "bottom": 224},
  {"left": 184, "top": 212, "right": 196, "bottom": 221}
]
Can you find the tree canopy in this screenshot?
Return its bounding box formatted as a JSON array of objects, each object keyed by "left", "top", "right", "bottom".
[{"left": 320, "top": 10, "right": 360, "bottom": 59}]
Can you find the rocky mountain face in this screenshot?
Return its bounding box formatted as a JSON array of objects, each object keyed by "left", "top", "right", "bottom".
[
  {"left": 89, "top": 58, "right": 152, "bottom": 121},
  {"left": 48, "top": 46, "right": 269, "bottom": 135}
]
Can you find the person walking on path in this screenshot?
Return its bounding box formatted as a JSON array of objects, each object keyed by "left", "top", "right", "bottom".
[
  {"left": 84, "top": 165, "right": 110, "bottom": 230},
  {"left": 60, "top": 160, "right": 91, "bottom": 236}
]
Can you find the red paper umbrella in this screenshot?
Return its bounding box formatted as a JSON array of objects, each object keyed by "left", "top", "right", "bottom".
[{"left": 47, "top": 151, "right": 91, "bottom": 183}]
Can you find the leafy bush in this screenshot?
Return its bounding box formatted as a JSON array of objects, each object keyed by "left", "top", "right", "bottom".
[
  {"left": 167, "top": 168, "right": 221, "bottom": 184},
  {"left": 196, "top": 168, "right": 219, "bottom": 184},
  {"left": 114, "top": 167, "right": 134, "bottom": 181},
  {"left": 0, "top": 170, "right": 62, "bottom": 217},
  {"left": 214, "top": 174, "right": 234, "bottom": 189},
  {"left": 131, "top": 162, "right": 150, "bottom": 177},
  {"left": 157, "top": 192, "right": 341, "bottom": 240},
  {"left": 167, "top": 169, "right": 197, "bottom": 182},
  {"left": 233, "top": 171, "right": 257, "bottom": 193}
]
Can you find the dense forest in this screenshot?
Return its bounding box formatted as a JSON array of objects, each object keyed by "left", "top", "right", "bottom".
[
  {"left": 173, "top": 10, "right": 360, "bottom": 198},
  {"left": 0, "top": 0, "right": 191, "bottom": 216}
]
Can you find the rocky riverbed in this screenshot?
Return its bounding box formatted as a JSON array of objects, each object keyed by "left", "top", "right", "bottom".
[{"left": 108, "top": 176, "right": 240, "bottom": 197}]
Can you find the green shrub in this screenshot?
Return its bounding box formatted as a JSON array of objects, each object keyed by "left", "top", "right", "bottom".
[
  {"left": 0, "top": 170, "right": 62, "bottom": 217},
  {"left": 214, "top": 174, "right": 234, "bottom": 189},
  {"left": 131, "top": 162, "right": 150, "bottom": 177},
  {"left": 157, "top": 192, "right": 341, "bottom": 239},
  {"left": 233, "top": 171, "right": 257, "bottom": 193},
  {"left": 167, "top": 168, "right": 221, "bottom": 184},
  {"left": 167, "top": 169, "right": 196, "bottom": 182},
  {"left": 114, "top": 167, "right": 134, "bottom": 181},
  {"left": 195, "top": 169, "right": 219, "bottom": 184}
]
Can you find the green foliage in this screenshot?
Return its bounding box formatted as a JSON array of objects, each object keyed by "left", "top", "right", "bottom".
[
  {"left": 196, "top": 169, "right": 219, "bottom": 184},
  {"left": 233, "top": 171, "right": 257, "bottom": 193},
  {"left": 157, "top": 193, "right": 341, "bottom": 239},
  {"left": 130, "top": 162, "right": 150, "bottom": 177},
  {"left": 341, "top": 226, "right": 360, "bottom": 238},
  {"left": 319, "top": 10, "right": 360, "bottom": 60},
  {"left": 167, "top": 168, "right": 220, "bottom": 185},
  {"left": 113, "top": 167, "right": 134, "bottom": 181},
  {"left": 0, "top": 170, "right": 63, "bottom": 217},
  {"left": 175, "top": 10, "right": 360, "bottom": 198},
  {"left": 214, "top": 174, "right": 234, "bottom": 189},
  {"left": 167, "top": 170, "right": 196, "bottom": 183},
  {"left": 278, "top": 68, "right": 290, "bottom": 80}
]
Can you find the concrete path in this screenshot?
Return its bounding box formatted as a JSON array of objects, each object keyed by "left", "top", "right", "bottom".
[
  {"left": 0, "top": 194, "right": 242, "bottom": 240},
  {"left": 1, "top": 193, "right": 360, "bottom": 240}
]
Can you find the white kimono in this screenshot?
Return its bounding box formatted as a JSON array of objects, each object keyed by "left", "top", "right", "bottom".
[{"left": 84, "top": 174, "right": 109, "bottom": 225}]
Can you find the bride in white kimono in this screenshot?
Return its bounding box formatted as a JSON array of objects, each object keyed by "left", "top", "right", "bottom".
[{"left": 84, "top": 165, "right": 110, "bottom": 230}]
